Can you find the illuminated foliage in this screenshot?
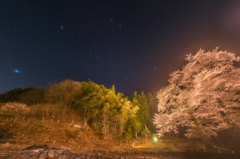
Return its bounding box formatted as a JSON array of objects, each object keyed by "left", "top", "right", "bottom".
[
  {"left": 131, "top": 91, "right": 149, "bottom": 133},
  {"left": 45, "top": 80, "right": 139, "bottom": 139},
  {"left": 45, "top": 79, "right": 82, "bottom": 105},
  {"left": 154, "top": 48, "right": 240, "bottom": 144},
  {"left": 146, "top": 92, "right": 158, "bottom": 132},
  {"left": 80, "top": 82, "right": 139, "bottom": 139},
  {"left": 129, "top": 91, "right": 158, "bottom": 137},
  {"left": 141, "top": 126, "right": 151, "bottom": 143}
]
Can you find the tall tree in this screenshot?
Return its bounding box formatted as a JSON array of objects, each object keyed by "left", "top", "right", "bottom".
[
  {"left": 131, "top": 91, "right": 150, "bottom": 137},
  {"left": 74, "top": 81, "right": 139, "bottom": 139},
  {"left": 154, "top": 48, "right": 240, "bottom": 145},
  {"left": 146, "top": 92, "right": 158, "bottom": 132}
]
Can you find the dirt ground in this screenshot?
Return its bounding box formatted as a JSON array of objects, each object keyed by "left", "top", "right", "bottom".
[{"left": 0, "top": 113, "right": 239, "bottom": 158}]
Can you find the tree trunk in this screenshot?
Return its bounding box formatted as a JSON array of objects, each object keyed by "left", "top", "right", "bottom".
[
  {"left": 201, "top": 135, "right": 213, "bottom": 149},
  {"left": 83, "top": 107, "right": 87, "bottom": 127}
]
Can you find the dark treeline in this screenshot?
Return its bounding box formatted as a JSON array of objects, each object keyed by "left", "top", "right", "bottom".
[{"left": 0, "top": 79, "right": 158, "bottom": 140}]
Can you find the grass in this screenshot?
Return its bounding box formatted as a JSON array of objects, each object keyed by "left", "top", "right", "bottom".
[
  {"left": 132, "top": 137, "right": 232, "bottom": 153},
  {"left": 0, "top": 103, "right": 89, "bottom": 150},
  {"left": 0, "top": 102, "right": 239, "bottom": 158},
  {"left": 64, "top": 129, "right": 81, "bottom": 138}
]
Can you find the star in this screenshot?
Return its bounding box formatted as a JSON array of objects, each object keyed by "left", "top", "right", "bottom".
[
  {"left": 118, "top": 24, "right": 122, "bottom": 29},
  {"left": 14, "top": 69, "right": 20, "bottom": 73},
  {"left": 60, "top": 25, "right": 64, "bottom": 30}
]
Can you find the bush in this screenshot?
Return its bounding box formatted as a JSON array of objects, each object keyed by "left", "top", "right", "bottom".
[
  {"left": 0, "top": 102, "right": 30, "bottom": 113},
  {"left": 27, "top": 104, "right": 82, "bottom": 124}
]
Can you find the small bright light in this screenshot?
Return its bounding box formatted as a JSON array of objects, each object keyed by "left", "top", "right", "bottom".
[
  {"left": 14, "top": 69, "right": 20, "bottom": 73},
  {"left": 153, "top": 137, "right": 158, "bottom": 142},
  {"left": 60, "top": 25, "right": 64, "bottom": 30}
]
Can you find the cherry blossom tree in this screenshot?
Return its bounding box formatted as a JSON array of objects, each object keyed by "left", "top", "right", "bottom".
[{"left": 154, "top": 48, "right": 240, "bottom": 145}]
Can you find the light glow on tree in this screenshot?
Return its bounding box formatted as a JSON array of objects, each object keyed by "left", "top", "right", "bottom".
[{"left": 154, "top": 48, "right": 240, "bottom": 144}]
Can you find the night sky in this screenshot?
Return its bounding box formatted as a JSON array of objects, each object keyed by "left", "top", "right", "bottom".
[{"left": 1, "top": 0, "right": 240, "bottom": 95}]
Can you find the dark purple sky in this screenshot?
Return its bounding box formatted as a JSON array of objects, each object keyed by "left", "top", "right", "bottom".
[{"left": 1, "top": 0, "right": 240, "bottom": 95}]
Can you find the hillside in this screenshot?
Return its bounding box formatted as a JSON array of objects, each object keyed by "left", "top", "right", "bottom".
[
  {"left": 0, "top": 103, "right": 239, "bottom": 158},
  {"left": 0, "top": 102, "right": 129, "bottom": 158},
  {"left": 0, "top": 79, "right": 239, "bottom": 158}
]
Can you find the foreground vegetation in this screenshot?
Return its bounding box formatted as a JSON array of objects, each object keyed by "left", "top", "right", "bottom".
[
  {"left": 154, "top": 48, "right": 240, "bottom": 154},
  {"left": 0, "top": 106, "right": 238, "bottom": 158},
  {"left": 0, "top": 48, "right": 240, "bottom": 158},
  {"left": 0, "top": 89, "right": 239, "bottom": 158},
  {"left": 0, "top": 80, "right": 157, "bottom": 140}
]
